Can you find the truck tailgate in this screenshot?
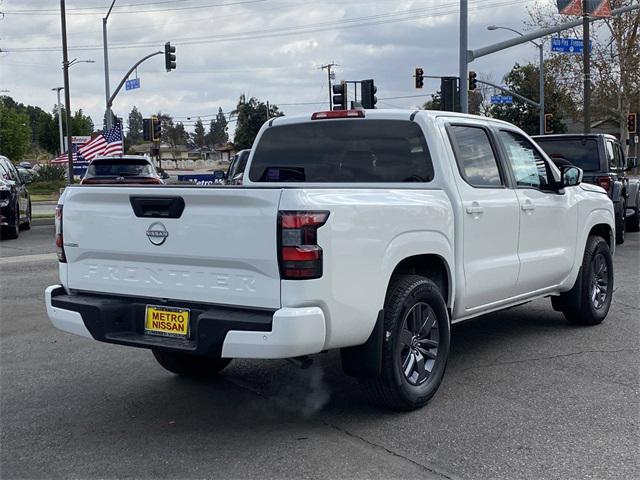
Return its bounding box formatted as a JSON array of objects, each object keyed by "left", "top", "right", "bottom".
[{"left": 61, "top": 186, "right": 282, "bottom": 309}]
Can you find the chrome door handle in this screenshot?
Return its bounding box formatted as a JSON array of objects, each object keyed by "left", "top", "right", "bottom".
[{"left": 521, "top": 202, "right": 536, "bottom": 212}]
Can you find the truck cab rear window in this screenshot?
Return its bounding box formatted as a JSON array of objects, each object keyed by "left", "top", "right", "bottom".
[{"left": 248, "top": 120, "right": 434, "bottom": 183}]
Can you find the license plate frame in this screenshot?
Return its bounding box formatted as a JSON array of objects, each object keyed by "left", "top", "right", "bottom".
[{"left": 144, "top": 305, "right": 190, "bottom": 339}]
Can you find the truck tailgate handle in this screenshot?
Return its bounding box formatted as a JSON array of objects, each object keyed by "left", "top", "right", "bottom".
[{"left": 130, "top": 196, "right": 185, "bottom": 219}]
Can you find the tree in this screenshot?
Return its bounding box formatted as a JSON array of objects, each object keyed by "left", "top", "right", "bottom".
[
  {"left": 206, "top": 107, "right": 229, "bottom": 146},
  {"left": 232, "top": 95, "right": 283, "bottom": 150},
  {"left": 191, "top": 118, "right": 206, "bottom": 148},
  {"left": 528, "top": 0, "right": 640, "bottom": 146},
  {"left": 126, "top": 106, "right": 144, "bottom": 149},
  {"left": 0, "top": 98, "right": 32, "bottom": 161},
  {"left": 489, "top": 62, "right": 574, "bottom": 136},
  {"left": 157, "top": 113, "right": 188, "bottom": 159},
  {"left": 422, "top": 92, "right": 442, "bottom": 110}
]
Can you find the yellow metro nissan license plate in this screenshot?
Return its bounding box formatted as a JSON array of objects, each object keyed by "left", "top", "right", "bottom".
[{"left": 145, "top": 305, "right": 190, "bottom": 338}]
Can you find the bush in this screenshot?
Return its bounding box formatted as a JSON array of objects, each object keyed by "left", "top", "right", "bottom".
[
  {"left": 28, "top": 180, "right": 67, "bottom": 196},
  {"left": 36, "top": 164, "right": 66, "bottom": 181}
]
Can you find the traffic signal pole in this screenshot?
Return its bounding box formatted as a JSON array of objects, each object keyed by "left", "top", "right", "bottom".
[
  {"left": 459, "top": 0, "right": 468, "bottom": 113},
  {"left": 103, "top": 0, "right": 117, "bottom": 130},
  {"left": 106, "top": 51, "right": 163, "bottom": 112},
  {"left": 582, "top": 0, "right": 590, "bottom": 134}
]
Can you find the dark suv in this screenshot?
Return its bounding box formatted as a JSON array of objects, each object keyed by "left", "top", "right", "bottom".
[
  {"left": 0, "top": 155, "right": 32, "bottom": 239},
  {"left": 533, "top": 134, "right": 640, "bottom": 244}
]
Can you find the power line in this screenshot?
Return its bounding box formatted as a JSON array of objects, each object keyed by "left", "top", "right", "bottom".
[
  {"left": 3, "top": 0, "right": 528, "bottom": 53},
  {"left": 4, "top": 0, "right": 269, "bottom": 16}
]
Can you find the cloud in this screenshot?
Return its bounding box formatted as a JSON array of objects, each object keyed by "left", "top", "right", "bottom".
[{"left": 1, "top": 0, "right": 552, "bottom": 133}]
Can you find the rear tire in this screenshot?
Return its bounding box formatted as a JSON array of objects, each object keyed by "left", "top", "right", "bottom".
[
  {"left": 152, "top": 350, "right": 232, "bottom": 378},
  {"left": 626, "top": 194, "right": 640, "bottom": 233},
  {"left": 615, "top": 199, "right": 625, "bottom": 244},
  {"left": 359, "top": 275, "right": 450, "bottom": 411},
  {"left": 1, "top": 207, "right": 19, "bottom": 240},
  {"left": 552, "top": 235, "right": 613, "bottom": 326},
  {"left": 19, "top": 201, "right": 31, "bottom": 231}
]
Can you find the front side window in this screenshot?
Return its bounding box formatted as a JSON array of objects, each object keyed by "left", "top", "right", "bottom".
[
  {"left": 498, "top": 131, "right": 555, "bottom": 190},
  {"left": 448, "top": 125, "right": 502, "bottom": 187},
  {"left": 249, "top": 120, "right": 434, "bottom": 183}
]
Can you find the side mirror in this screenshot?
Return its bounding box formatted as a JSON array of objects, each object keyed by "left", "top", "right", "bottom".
[
  {"left": 627, "top": 157, "right": 638, "bottom": 170},
  {"left": 561, "top": 166, "right": 582, "bottom": 188}
]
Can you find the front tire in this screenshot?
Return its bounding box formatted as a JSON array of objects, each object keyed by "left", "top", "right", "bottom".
[
  {"left": 152, "top": 350, "right": 232, "bottom": 378},
  {"left": 551, "top": 235, "right": 613, "bottom": 326},
  {"left": 359, "top": 275, "right": 450, "bottom": 411}
]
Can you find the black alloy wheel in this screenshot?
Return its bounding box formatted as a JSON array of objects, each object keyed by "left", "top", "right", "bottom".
[
  {"left": 399, "top": 302, "right": 439, "bottom": 386},
  {"left": 590, "top": 252, "right": 609, "bottom": 310}
]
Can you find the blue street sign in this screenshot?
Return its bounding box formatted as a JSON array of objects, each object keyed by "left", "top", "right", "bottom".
[
  {"left": 551, "top": 37, "right": 592, "bottom": 54},
  {"left": 490, "top": 95, "right": 513, "bottom": 105},
  {"left": 125, "top": 78, "right": 141, "bottom": 91}
]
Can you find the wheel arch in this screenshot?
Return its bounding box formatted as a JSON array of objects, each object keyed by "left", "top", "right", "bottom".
[
  {"left": 560, "top": 208, "right": 614, "bottom": 293},
  {"left": 388, "top": 254, "right": 452, "bottom": 310}
]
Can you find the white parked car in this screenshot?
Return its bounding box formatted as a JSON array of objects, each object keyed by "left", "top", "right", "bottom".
[{"left": 45, "top": 109, "right": 615, "bottom": 410}]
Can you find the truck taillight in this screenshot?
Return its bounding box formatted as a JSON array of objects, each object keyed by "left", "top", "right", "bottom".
[
  {"left": 55, "top": 205, "right": 66, "bottom": 263},
  {"left": 278, "top": 211, "right": 329, "bottom": 280},
  {"left": 596, "top": 176, "right": 612, "bottom": 192}
]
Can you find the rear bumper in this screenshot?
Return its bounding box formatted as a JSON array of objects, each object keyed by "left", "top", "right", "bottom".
[{"left": 44, "top": 285, "right": 326, "bottom": 359}]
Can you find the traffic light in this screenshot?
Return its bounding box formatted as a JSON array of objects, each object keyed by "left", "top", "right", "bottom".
[
  {"left": 152, "top": 115, "right": 161, "bottom": 142},
  {"left": 628, "top": 112, "right": 637, "bottom": 134},
  {"left": 164, "top": 42, "right": 176, "bottom": 72},
  {"left": 415, "top": 67, "right": 424, "bottom": 89},
  {"left": 361, "top": 79, "right": 377, "bottom": 109},
  {"left": 468, "top": 71, "right": 477, "bottom": 91},
  {"left": 143, "top": 118, "right": 151, "bottom": 141},
  {"left": 332, "top": 82, "right": 347, "bottom": 110},
  {"left": 544, "top": 113, "right": 554, "bottom": 134}
]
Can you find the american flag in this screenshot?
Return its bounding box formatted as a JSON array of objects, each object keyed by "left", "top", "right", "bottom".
[
  {"left": 79, "top": 125, "right": 124, "bottom": 161},
  {"left": 51, "top": 142, "right": 87, "bottom": 166}
]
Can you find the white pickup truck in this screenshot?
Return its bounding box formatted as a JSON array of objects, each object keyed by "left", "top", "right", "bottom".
[{"left": 46, "top": 109, "right": 615, "bottom": 411}]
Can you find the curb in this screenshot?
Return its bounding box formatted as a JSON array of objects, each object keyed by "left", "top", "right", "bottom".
[{"left": 32, "top": 218, "right": 55, "bottom": 226}]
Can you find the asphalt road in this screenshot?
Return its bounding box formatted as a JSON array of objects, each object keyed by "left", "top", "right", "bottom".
[{"left": 1, "top": 229, "right": 638, "bottom": 479}]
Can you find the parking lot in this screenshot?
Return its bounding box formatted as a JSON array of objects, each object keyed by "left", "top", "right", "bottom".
[{"left": 0, "top": 225, "right": 638, "bottom": 479}]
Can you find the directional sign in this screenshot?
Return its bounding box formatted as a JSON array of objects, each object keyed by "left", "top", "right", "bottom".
[
  {"left": 125, "top": 78, "right": 141, "bottom": 91},
  {"left": 490, "top": 95, "right": 513, "bottom": 105},
  {"left": 551, "top": 37, "right": 592, "bottom": 54}
]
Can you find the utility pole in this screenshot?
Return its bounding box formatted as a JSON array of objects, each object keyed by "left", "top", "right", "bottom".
[
  {"left": 582, "top": 0, "right": 590, "bottom": 134},
  {"left": 60, "top": 0, "right": 74, "bottom": 184},
  {"left": 266, "top": 100, "right": 270, "bottom": 120},
  {"left": 321, "top": 62, "right": 337, "bottom": 110},
  {"left": 52, "top": 87, "right": 65, "bottom": 155},
  {"left": 459, "top": 0, "right": 468, "bottom": 113},
  {"left": 103, "top": 0, "right": 117, "bottom": 130}
]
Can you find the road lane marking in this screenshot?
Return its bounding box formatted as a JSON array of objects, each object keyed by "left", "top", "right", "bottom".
[{"left": 0, "top": 253, "right": 57, "bottom": 265}]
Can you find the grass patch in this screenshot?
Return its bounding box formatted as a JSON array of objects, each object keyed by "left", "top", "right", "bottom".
[
  {"left": 28, "top": 180, "right": 67, "bottom": 198},
  {"left": 31, "top": 193, "right": 59, "bottom": 202},
  {"left": 33, "top": 213, "right": 55, "bottom": 219}
]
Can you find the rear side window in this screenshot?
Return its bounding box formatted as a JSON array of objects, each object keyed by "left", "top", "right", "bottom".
[
  {"left": 448, "top": 125, "right": 502, "bottom": 187},
  {"left": 248, "top": 120, "right": 434, "bottom": 183}
]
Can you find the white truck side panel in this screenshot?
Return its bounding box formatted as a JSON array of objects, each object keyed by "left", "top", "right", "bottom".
[{"left": 279, "top": 188, "right": 454, "bottom": 350}]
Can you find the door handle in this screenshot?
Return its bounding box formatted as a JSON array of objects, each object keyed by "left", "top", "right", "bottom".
[
  {"left": 521, "top": 202, "right": 536, "bottom": 212},
  {"left": 466, "top": 203, "right": 484, "bottom": 215}
]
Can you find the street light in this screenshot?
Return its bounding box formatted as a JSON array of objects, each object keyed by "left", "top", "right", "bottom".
[
  {"left": 51, "top": 87, "right": 65, "bottom": 156},
  {"left": 488, "top": 25, "right": 545, "bottom": 135},
  {"left": 103, "top": 0, "right": 117, "bottom": 130},
  {"left": 52, "top": 60, "right": 94, "bottom": 157}
]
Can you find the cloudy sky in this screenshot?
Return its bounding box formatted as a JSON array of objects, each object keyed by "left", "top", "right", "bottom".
[{"left": 1, "top": 0, "right": 558, "bottom": 134}]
